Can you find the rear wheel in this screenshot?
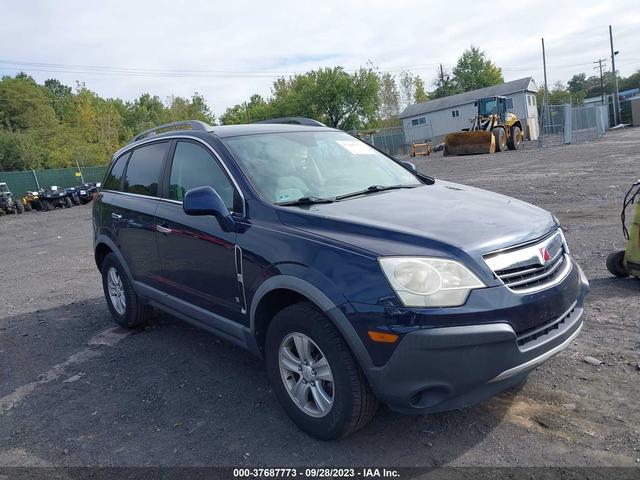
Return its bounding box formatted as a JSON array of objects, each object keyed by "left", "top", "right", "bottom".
[
  {"left": 24, "top": 201, "right": 32, "bottom": 212},
  {"left": 493, "top": 127, "right": 507, "bottom": 152},
  {"left": 508, "top": 126, "right": 522, "bottom": 150},
  {"left": 606, "top": 250, "right": 628, "bottom": 277},
  {"left": 265, "top": 302, "right": 378, "bottom": 440},
  {"left": 43, "top": 200, "right": 52, "bottom": 211},
  {"left": 15, "top": 200, "right": 24, "bottom": 214},
  {"left": 101, "top": 253, "right": 152, "bottom": 328}
]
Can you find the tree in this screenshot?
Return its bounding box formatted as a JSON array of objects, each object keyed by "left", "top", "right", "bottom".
[
  {"left": 397, "top": 71, "right": 416, "bottom": 110},
  {"left": 378, "top": 73, "right": 400, "bottom": 119},
  {"left": 414, "top": 77, "right": 429, "bottom": 103},
  {"left": 431, "top": 64, "right": 460, "bottom": 99},
  {"left": 221, "top": 94, "right": 272, "bottom": 124},
  {"left": 0, "top": 75, "right": 58, "bottom": 132},
  {"left": 224, "top": 66, "right": 380, "bottom": 130},
  {"left": 452, "top": 46, "right": 503, "bottom": 92}
]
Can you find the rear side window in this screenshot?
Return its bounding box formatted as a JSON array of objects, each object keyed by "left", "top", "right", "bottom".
[
  {"left": 123, "top": 142, "right": 168, "bottom": 197},
  {"left": 168, "top": 141, "right": 240, "bottom": 211},
  {"left": 103, "top": 153, "right": 129, "bottom": 191}
]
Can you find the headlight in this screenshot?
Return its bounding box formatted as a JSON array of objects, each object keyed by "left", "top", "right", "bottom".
[
  {"left": 379, "top": 257, "right": 485, "bottom": 307},
  {"left": 80, "top": 190, "right": 86, "bottom": 195}
]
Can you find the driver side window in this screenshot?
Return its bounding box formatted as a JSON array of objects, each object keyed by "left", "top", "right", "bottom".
[{"left": 168, "top": 141, "right": 240, "bottom": 212}]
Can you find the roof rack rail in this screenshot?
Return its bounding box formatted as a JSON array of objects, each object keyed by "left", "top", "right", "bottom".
[
  {"left": 254, "top": 117, "right": 326, "bottom": 127},
  {"left": 130, "top": 120, "right": 212, "bottom": 143}
]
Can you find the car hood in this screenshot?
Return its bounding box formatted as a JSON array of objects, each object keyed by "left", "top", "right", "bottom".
[{"left": 277, "top": 180, "right": 557, "bottom": 258}]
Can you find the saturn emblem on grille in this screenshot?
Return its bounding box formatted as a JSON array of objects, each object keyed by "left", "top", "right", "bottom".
[{"left": 539, "top": 246, "right": 551, "bottom": 264}]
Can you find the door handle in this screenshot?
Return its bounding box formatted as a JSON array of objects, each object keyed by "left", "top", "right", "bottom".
[
  {"left": 156, "top": 225, "right": 172, "bottom": 234},
  {"left": 111, "top": 212, "right": 122, "bottom": 220}
]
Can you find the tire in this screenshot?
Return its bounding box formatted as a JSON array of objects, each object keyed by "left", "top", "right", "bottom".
[
  {"left": 42, "top": 200, "right": 51, "bottom": 211},
  {"left": 508, "top": 126, "right": 522, "bottom": 150},
  {"left": 101, "top": 253, "right": 152, "bottom": 328},
  {"left": 606, "top": 250, "right": 628, "bottom": 277},
  {"left": 15, "top": 200, "right": 24, "bottom": 214},
  {"left": 72, "top": 195, "right": 80, "bottom": 205},
  {"left": 24, "top": 202, "right": 32, "bottom": 212},
  {"left": 265, "top": 302, "right": 378, "bottom": 440},
  {"left": 492, "top": 127, "right": 507, "bottom": 152},
  {"left": 64, "top": 197, "right": 73, "bottom": 208}
]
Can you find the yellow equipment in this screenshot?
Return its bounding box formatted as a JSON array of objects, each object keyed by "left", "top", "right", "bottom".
[{"left": 443, "top": 96, "right": 524, "bottom": 156}]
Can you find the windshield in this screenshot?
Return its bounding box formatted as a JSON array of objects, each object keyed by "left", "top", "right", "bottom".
[
  {"left": 478, "top": 98, "right": 498, "bottom": 116},
  {"left": 222, "top": 131, "right": 421, "bottom": 204}
]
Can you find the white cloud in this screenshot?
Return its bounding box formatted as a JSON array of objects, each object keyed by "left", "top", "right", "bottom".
[{"left": 1, "top": 0, "right": 639, "bottom": 117}]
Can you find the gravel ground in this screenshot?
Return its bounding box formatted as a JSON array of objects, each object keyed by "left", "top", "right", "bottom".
[{"left": 0, "top": 128, "right": 639, "bottom": 468}]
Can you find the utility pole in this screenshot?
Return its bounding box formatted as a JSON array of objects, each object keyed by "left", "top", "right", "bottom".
[
  {"left": 539, "top": 38, "right": 549, "bottom": 147},
  {"left": 594, "top": 59, "right": 607, "bottom": 105},
  {"left": 609, "top": 25, "right": 621, "bottom": 125}
]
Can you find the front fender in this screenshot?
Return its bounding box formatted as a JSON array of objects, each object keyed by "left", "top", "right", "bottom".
[{"left": 248, "top": 273, "right": 376, "bottom": 373}]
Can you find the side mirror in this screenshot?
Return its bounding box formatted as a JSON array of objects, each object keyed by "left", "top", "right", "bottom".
[
  {"left": 183, "top": 186, "right": 236, "bottom": 232},
  {"left": 401, "top": 160, "right": 417, "bottom": 171}
]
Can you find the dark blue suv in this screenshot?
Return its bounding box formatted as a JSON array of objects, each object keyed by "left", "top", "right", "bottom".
[{"left": 93, "top": 119, "right": 589, "bottom": 439}]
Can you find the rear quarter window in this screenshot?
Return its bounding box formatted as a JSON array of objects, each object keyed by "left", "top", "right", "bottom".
[
  {"left": 122, "top": 142, "right": 168, "bottom": 197},
  {"left": 103, "top": 152, "right": 130, "bottom": 191}
]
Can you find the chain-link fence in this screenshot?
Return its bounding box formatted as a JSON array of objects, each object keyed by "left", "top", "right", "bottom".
[
  {"left": 0, "top": 165, "right": 108, "bottom": 196},
  {"left": 353, "top": 127, "right": 412, "bottom": 156},
  {"left": 538, "top": 103, "right": 608, "bottom": 147}
]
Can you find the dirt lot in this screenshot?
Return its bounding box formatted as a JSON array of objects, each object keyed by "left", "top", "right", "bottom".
[{"left": 1, "top": 128, "right": 639, "bottom": 467}]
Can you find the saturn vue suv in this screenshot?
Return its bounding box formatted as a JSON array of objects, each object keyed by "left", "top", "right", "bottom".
[{"left": 92, "top": 118, "right": 589, "bottom": 439}]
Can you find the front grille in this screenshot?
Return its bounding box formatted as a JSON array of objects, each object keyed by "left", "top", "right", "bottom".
[
  {"left": 495, "top": 251, "right": 567, "bottom": 291},
  {"left": 484, "top": 230, "right": 571, "bottom": 293}
]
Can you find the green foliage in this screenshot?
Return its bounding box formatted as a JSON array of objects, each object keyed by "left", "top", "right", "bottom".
[
  {"left": 222, "top": 66, "right": 381, "bottom": 130},
  {"left": 379, "top": 72, "right": 400, "bottom": 119},
  {"left": 0, "top": 74, "right": 216, "bottom": 171},
  {"left": 431, "top": 65, "right": 461, "bottom": 99},
  {"left": 414, "top": 77, "right": 429, "bottom": 103},
  {"left": 452, "top": 46, "right": 504, "bottom": 92}
]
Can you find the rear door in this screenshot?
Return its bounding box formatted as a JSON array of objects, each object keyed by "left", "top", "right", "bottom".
[
  {"left": 105, "top": 141, "right": 169, "bottom": 290},
  {"left": 156, "top": 139, "right": 244, "bottom": 322}
]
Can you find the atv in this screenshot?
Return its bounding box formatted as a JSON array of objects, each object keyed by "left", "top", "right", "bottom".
[
  {"left": 22, "top": 191, "right": 43, "bottom": 211},
  {"left": 76, "top": 182, "right": 100, "bottom": 204},
  {"left": 0, "top": 182, "right": 24, "bottom": 215},
  {"left": 64, "top": 186, "right": 81, "bottom": 205},
  {"left": 39, "top": 186, "right": 73, "bottom": 211}
]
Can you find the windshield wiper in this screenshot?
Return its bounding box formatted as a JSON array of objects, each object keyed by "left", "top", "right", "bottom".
[
  {"left": 276, "top": 196, "right": 335, "bottom": 206},
  {"left": 335, "top": 184, "right": 418, "bottom": 201}
]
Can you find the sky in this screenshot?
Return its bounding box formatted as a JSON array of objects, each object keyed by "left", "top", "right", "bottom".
[{"left": 1, "top": 0, "right": 639, "bottom": 118}]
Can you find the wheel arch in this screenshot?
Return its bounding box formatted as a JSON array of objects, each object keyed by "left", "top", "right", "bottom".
[
  {"left": 248, "top": 275, "right": 374, "bottom": 373},
  {"left": 94, "top": 235, "right": 134, "bottom": 286}
]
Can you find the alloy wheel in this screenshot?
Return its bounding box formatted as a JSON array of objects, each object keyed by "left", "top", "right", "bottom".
[
  {"left": 106, "top": 266, "right": 126, "bottom": 315},
  {"left": 278, "top": 332, "right": 334, "bottom": 418}
]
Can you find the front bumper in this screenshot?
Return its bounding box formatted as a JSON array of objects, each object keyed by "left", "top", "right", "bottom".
[{"left": 361, "top": 263, "right": 589, "bottom": 414}]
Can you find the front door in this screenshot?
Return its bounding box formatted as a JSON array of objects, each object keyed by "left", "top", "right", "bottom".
[{"left": 155, "top": 139, "right": 244, "bottom": 322}]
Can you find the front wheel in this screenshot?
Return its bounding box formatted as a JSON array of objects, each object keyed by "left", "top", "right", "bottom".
[
  {"left": 606, "top": 250, "right": 628, "bottom": 277},
  {"left": 101, "top": 253, "right": 152, "bottom": 328},
  {"left": 493, "top": 127, "right": 507, "bottom": 152},
  {"left": 265, "top": 303, "right": 377, "bottom": 440},
  {"left": 64, "top": 197, "right": 73, "bottom": 208},
  {"left": 15, "top": 200, "right": 24, "bottom": 214}
]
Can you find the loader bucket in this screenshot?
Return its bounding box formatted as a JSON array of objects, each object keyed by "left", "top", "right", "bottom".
[{"left": 443, "top": 131, "right": 496, "bottom": 156}]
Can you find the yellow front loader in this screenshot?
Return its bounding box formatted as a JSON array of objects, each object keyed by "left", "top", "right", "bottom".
[{"left": 444, "top": 96, "right": 524, "bottom": 156}]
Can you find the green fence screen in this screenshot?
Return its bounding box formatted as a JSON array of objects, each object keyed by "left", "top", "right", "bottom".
[{"left": 0, "top": 165, "right": 108, "bottom": 195}]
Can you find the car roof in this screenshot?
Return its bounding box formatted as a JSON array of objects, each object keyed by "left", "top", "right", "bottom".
[
  {"left": 114, "top": 121, "right": 341, "bottom": 158},
  {"left": 208, "top": 123, "right": 339, "bottom": 138}
]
